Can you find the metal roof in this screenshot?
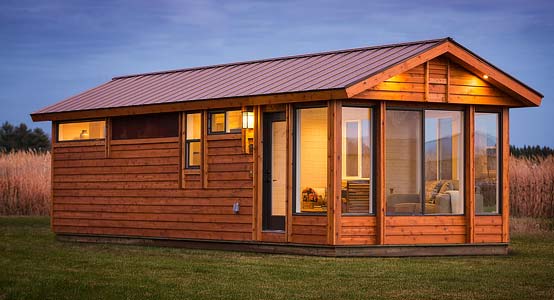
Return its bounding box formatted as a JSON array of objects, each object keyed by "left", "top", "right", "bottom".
[{"left": 33, "top": 38, "right": 449, "bottom": 115}]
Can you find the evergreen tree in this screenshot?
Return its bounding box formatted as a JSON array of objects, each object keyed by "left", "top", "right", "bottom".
[
  {"left": 511, "top": 144, "right": 554, "bottom": 159},
  {"left": 0, "top": 121, "right": 51, "bottom": 152}
]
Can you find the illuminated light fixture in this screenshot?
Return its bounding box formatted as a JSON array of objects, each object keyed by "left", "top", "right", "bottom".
[
  {"left": 483, "top": 74, "right": 489, "bottom": 79},
  {"left": 242, "top": 111, "right": 254, "bottom": 129}
]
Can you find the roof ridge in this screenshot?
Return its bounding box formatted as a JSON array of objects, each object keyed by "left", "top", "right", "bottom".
[{"left": 112, "top": 37, "right": 451, "bottom": 80}]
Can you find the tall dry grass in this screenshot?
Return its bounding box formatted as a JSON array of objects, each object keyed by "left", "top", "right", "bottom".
[
  {"left": 0, "top": 151, "right": 50, "bottom": 215},
  {"left": 510, "top": 155, "right": 554, "bottom": 218},
  {"left": 0, "top": 151, "right": 552, "bottom": 218}
]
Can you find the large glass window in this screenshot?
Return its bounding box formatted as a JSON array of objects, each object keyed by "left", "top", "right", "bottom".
[
  {"left": 342, "top": 107, "right": 372, "bottom": 214},
  {"left": 386, "top": 110, "right": 422, "bottom": 215},
  {"left": 111, "top": 113, "right": 179, "bottom": 140},
  {"left": 475, "top": 112, "right": 499, "bottom": 214},
  {"left": 295, "top": 107, "right": 328, "bottom": 213},
  {"left": 185, "top": 113, "right": 202, "bottom": 168},
  {"left": 58, "top": 120, "right": 105, "bottom": 141},
  {"left": 386, "top": 109, "right": 464, "bottom": 215},
  {"left": 424, "top": 111, "right": 464, "bottom": 215},
  {"left": 209, "top": 110, "right": 242, "bottom": 134}
]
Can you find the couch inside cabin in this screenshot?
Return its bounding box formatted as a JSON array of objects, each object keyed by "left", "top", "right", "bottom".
[{"left": 387, "top": 180, "right": 464, "bottom": 215}]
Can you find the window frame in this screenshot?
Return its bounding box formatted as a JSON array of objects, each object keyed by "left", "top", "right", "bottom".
[
  {"left": 56, "top": 119, "right": 106, "bottom": 142},
  {"left": 184, "top": 112, "right": 202, "bottom": 169},
  {"left": 341, "top": 105, "right": 376, "bottom": 216},
  {"left": 208, "top": 109, "right": 242, "bottom": 135},
  {"left": 292, "top": 104, "right": 329, "bottom": 216},
  {"left": 474, "top": 110, "right": 502, "bottom": 216},
  {"left": 385, "top": 107, "right": 465, "bottom": 216}
]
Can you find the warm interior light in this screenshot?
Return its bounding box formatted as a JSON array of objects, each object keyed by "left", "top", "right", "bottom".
[
  {"left": 242, "top": 111, "right": 254, "bottom": 129},
  {"left": 483, "top": 74, "right": 489, "bottom": 79},
  {"left": 79, "top": 130, "right": 89, "bottom": 139}
]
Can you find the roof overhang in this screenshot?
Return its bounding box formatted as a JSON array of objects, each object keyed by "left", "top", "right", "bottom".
[
  {"left": 345, "top": 39, "right": 543, "bottom": 107},
  {"left": 31, "top": 89, "right": 348, "bottom": 122}
]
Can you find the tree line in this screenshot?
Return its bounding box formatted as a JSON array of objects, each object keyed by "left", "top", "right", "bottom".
[
  {"left": 510, "top": 145, "right": 554, "bottom": 159},
  {"left": 0, "top": 122, "right": 50, "bottom": 152}
]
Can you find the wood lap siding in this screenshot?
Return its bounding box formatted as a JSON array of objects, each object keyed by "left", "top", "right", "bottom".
[
  {"left": 356, "top": 55, "right": 518, "bottom": 106},
  {"left": 52, "top": 135, "right": 253, "bottom": 241},
  {"left": 385, "top": 216, "right": 466, "bottom": 244},
  {"left": 290, "top": 215, "right": 327, "bottom": 245},
  {"left": 338, "top": 216, "right": 377, "bottom": 245},
  {"left": 475, "top": 216, "right": 503, "bottom": 243}
]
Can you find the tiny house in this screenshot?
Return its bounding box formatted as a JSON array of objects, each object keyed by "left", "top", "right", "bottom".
[{"left": 31, "top": 38, "right": 543, "bottom": 256}]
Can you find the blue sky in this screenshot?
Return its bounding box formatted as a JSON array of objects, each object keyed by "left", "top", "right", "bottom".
[{"left": 1, "top": 0, "right": 553, "bottom": 146}]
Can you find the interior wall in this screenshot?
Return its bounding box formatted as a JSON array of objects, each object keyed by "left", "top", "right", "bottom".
[{"left": 297, "top": 107, "right": 328, "bottom": 205}]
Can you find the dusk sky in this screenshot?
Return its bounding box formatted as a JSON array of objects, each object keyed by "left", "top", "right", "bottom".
[{"left": 1, "top": 0, "right": 553, "bottom": 146}]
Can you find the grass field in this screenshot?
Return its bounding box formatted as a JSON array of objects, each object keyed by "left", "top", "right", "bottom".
[{"left": 1, "top": 217, "right": 553, "bottom": 300}]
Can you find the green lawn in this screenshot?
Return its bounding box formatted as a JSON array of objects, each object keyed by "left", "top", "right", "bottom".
[{"left": 1, "top": 217, "right": 553, "bottom": 300}]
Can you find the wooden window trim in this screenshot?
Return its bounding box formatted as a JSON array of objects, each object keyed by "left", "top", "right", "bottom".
[
  {"left": 207, "top": 109, "right": 242, "bottom": 135},
  {"left": 184, "top": 112, "right": 202, "bottom": 170},
  {"left": 341, "top": 105, "right": 376, "bottom": 216},
  {"left": 292, "top": 103, "right": 329, "bottom": 216},
  {"left": 474, "top": 110, "right": 502, "bottom": 216}
]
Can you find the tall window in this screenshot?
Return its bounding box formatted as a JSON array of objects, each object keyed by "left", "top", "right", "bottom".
[
  {"left": 209, "top": 110, "right": 242, "bottom": 134},
  {"left": 386, "top": 109, "right": 464, "bottom": 215},
  {"left": 386, "top": 110, "right": 422, "bottom": 215},
  {"left": 58, "top": 120, "right": 105, "bottom": 141},
  {"left": 424, "top": 111, "right": 464, "bottom": 215},
  {"left": 295, "top": 107, "right": 328, "bottom": 213},
  {"left": 186, "top": 113, "right": 202, "bottom": 169},
  {"left": 111, "top": 113, "right": 179, "bottom": 140},
  {"left": 475, "top": 112, "right": 499, "bottom": 214},
  {"left": 342, "top": 107, "right": 373, "bottom": 214}
]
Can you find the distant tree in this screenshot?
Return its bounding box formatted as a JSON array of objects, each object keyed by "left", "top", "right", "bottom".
[
  {"left": 0, "top": 121, "right": 50, "bottom": 152},
  {"left": 511, "top": 144, "right": 554, "bottom": 159}
]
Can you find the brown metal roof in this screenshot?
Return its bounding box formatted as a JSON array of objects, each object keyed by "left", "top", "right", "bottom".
[{"left": 33, "top": 38, "right": 450, "bottom": 115}]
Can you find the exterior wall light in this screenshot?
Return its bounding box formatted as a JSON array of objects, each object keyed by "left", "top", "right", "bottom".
[{"left": 242, "top": 111, "right": 254, "bottom": 129}]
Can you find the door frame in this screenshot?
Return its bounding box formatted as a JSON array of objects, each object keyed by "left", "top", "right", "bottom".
[{"left": 262, "top": 111, "right": 287, "bottom": 231}]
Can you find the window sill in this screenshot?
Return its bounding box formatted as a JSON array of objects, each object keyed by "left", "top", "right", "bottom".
[
  {"left": 53, "top": 139, "right": 105, "bottom": 147},
  {"left": 110, "top": 137, "right": 178, "bottom": 144},
  {"left": 184, "top": 169, "right": 201, "bottom": 175},
  {"left": 386, "top": 213, "right": 466, "bottom": 217},
  {"left": 342, "top": 214, "right": 376, "bottom": 217},
  {"left": 206, "top": 133, "right": 242, "bottom": 140},
  {"left": 292, "top": 212, "right": 327, "bottom": 216}
]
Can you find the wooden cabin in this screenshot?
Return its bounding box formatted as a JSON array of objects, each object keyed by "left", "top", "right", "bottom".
[{"left": 31, "top": 38, "right": 543, "bottom": 256}]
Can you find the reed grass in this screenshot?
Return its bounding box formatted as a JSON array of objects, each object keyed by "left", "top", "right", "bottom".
[
  {"left": 510, "top": 155, "right": 554, "bottom": 218},
  {"left": 0, "top": 152, "right": 552, "bottom": 219},
  {"left": 0, "top": 151, "right": 50, "bottom": 215}
]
